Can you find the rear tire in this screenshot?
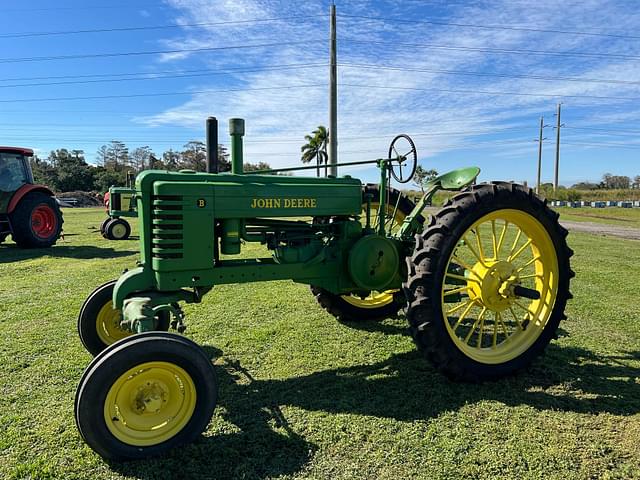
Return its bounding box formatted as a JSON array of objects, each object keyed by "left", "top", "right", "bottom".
[
  {"left": 312, "top": 184, "right": 422, "bottom": 322},
  {"left": 404, "top": 182, "right": 574, "bottom": 381},
  {"left": 75, "top": 332, "right": 217, "bottom": 460},
  {"left": 78, "top": 281, "right": 170, "bottom": 356},
  {"left": 9, "top": 192, "right": 63, "bottom": 248},
  {"left": 100, "top": 217, "right": 111, "bottom": 236}
]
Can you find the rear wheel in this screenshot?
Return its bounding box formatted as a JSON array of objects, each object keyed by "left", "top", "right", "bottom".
[
  {"left": 10, "top": 192, "right": 63, "bottom": 248},
  {"left": 75, "top": 332, "right": 217, "bottom": 460},
  {"left": 100, "top": 217, "right": 111, "bottom": 236},
  {"left": 404, "top": 182, "right": 574, "bottom": 381},
  {"left": 105, "top": 218, "right": 131, "bottom": 240},
  {"left": 312, "top": 184, "right": 422, "bottom": 321},
  {"left": 78, "top": 281, "right": 170, "bottom": 356}
]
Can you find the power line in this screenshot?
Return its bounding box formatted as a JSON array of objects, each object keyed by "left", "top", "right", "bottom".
[
  {"left": 3, "top": 81, "right": 638, "bottom": 104},
  {"left": 343, "top": 39, "right": 640, "bottom": 62},
  {"left": 0, "top": 84, "right": 327, "bottom": 103},
  {"left": 339, "top": 83, "right": 640, "bottom": 102},
  {"left": 339, "top": 63, "right": 640, "bottom": 86},
  {"left": 0, "top": 15, "right": 328, "bottom": 39},
  {"left": 0, "top": 40, "right": 319, "bottom": 64},
  {"left": 562, "top": 141, "right": 640, "bottom": 149},
  {"left": 338, "top": 13, "right": 640, "bottom": 40},
  {"left": 1, "top": 62, "right": 636, "bottom": 89},
  {"left": 0, "top": 63, "right": 327, "bottom": 89},
  {"left": 563, "top": 125, "right": 640, "bottom": 135}
]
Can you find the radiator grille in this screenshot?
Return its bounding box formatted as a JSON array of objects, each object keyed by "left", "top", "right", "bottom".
[{"left": 151, "top": 195, "right": 184, "bottom": 259}]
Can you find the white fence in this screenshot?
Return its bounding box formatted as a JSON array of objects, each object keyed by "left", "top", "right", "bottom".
[{"left": 550, "top": 200, "right": 640, "bottom": 208}]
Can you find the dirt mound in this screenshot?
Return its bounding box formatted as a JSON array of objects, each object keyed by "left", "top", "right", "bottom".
[{"left": 57, "top": 191, "right": 103, "bottom": 207}]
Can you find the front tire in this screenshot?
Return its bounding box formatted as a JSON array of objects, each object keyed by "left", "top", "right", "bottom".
[
  {"left": 105, "top": 218, "right": 131, "bottom": 240},
  {"left": 78, "top": 281, "right": 170, "bottom": 356},
  {"left": 9, "top": 192, "right": 63, "bottom": 248},
  {"left": 404, "top": 182, "right": 574, "bottom": 381},
  {"left": 75, "top": 332, "right": 217, "bottom": 460}
]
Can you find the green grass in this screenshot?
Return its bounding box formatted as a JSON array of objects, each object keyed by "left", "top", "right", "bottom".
[
  {"left": 1, "top": 208, "right": 639, "bottom": 480},
  {"left": 555, "top": 207, "right": 640, "bottom": 227}
]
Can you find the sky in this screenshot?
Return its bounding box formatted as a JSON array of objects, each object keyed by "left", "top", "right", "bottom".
[{"left": 1, "top": 0, "right": 640, "bottom": 186}]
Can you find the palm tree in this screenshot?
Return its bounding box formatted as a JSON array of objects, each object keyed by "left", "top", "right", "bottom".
[{"left": 301, "top": 125, "right": 328, "bottom": 177}]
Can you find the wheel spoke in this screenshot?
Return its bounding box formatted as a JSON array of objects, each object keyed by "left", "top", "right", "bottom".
[
  {"left": 450, "top": 255, "right": 481, "bottom": 279},
  {"left": 508, "top": 228, "right": 523, "bottom": 259},
  {"left": 508, "top": 238, "right": 533, "bottom": 262},
  {"left": 476, "top": 310, "right": 486, "bottom": 348},
  {"left": 496, "top": 220, "right": 509, "bottom": 257},
  {"left": 518, "top": 273, "right": 543, "bottom": 280},
  {"left": 464, "top": 306, "right": 486, "bottom": 344},
  {"left": 509, "top": 306, "right": 525, "bottom": 330},
  {"left": 516, "top": 255, "right": 541, "bottom": 273},
  {"left": 497, "top": 311, "right": 510, "bottom": 338},
  {"left": 462, "top": 234, "right": 486, "bottom": 266},
  {"left": 443, "top": 286, "right": 470, "bottom": 296},
  {"left": 452, "top": 300, "right": 477, "bottom": 331},
  {"left": 491, "top": 220, "right": 498, "bottom": 259},
  {"left": 475, "top": 224, "right": 486, "bottom": 262},
  {"left": 492, "top": 312, "right": 499, "bottom": 347},
  {"left": 447, "top": 299, "right": 473, "bottom": 316},
  {"left": 446, "top": 272, "right": 479, "bottom": 284}
]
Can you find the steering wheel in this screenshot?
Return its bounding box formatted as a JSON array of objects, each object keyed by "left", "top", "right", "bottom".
[{"left": 388, "top": 134, "right": 417, "bottom": 184}]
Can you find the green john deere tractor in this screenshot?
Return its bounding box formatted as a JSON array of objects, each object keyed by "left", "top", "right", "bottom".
[
  {"left": 75, "top": 118, "right": 573, "bottom": 460},
  {"left": 0, "top": 146, "right": 63, "bottom": 248},
  {"left": 100, "top": 186, "right": 136, "bottom": 241}
]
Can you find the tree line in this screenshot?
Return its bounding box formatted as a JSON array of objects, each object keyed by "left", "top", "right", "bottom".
[
  {"left": 30, "top": 140, "right": 271, "bottom": 193},
  {"left": 571, "top": 173, "right": 640, "bottom": 190}
]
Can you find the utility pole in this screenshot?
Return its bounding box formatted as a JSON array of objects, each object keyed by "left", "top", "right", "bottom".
[
  {"left": 534, "top": 116, "right": 548, "bottom": 194},
  {"left": 553, "top": 103, "right": 563, "bottom": 192},
  {"left": 328, "top": 3, "right": 338, "bottom": 177}
]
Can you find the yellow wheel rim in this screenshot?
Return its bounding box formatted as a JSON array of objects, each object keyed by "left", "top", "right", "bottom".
[
  {"left": 111, "top": 223, "right": 127, "bottom": 239},
  {"left": 96, "top": 301, "right": 130, "bottom": 346},
  {"left": 104, "top": 361, "right": 197, "bottom": 446},
  {"left": 441, "top": 209, "right": 559, "bottom": 364},
  {"left": 341, "top": 198, "right": 407, "bottom": 308},
  {"left": 342, "top": 290, "right": 397, "bottom": 309}
]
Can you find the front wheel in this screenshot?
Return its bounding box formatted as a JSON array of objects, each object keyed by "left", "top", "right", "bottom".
[
  {"left": 404, "top": 182, "right": 574, "bottom": 381},
  {"left": 78, "top": 281, "right": 170, "bottom": 356},
  {"left": 105, "top": 218, "right": 131, "bottom": 240},
  {"left": 75, "top": 332, "right": 217, "bottom": 460}
]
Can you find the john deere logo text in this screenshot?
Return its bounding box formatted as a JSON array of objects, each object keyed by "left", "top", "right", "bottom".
[{"left": 250, "top": 198, "right": 317, "bottom": 208}]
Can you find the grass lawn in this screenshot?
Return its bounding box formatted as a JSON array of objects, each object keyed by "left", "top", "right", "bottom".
[
  {"left": 1, "top": 207, "right": 639, "bottom": 480},
  {"left": 555, "top": 206, "right": 640, "bottom": 228}
]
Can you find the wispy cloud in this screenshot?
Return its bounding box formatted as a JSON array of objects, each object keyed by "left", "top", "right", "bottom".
[{"left": 136, "top": 0, "right": 640, "bottom": 183}]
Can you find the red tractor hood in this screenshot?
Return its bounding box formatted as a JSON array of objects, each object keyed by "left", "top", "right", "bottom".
[{"left": 0, "top": 146, "right": 34, "bottom": 156}]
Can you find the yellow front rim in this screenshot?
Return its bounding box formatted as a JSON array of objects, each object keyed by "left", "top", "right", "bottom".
[
  {"left": 341, "top": 199, "right": 406, "bottom": 308},
  {"left": 104, "top": 361, "right": 197, "bottom": 446},
  {"left": 442, "top": 209, "right": 559, "bottom": 364},
  {"left": 96, "top": 301, "right": 130, "bottom": 346},
  {"left": 111, "top": 223, "right": 127, "bottom": 238}
]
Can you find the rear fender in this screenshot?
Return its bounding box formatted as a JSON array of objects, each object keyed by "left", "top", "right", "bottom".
[{"left": 7, "top": 184, "right": 55, "bottom": 214}]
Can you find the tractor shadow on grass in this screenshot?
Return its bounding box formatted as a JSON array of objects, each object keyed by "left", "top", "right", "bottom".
[
  {"left": 110, "top": 346, "right": 316, "bottom": 480},
  {"left": 111, "top": 342, "right": 640, "bottom": 479},
  {"left": 0, "top": 244, "right": 137, "bottom": 263}
]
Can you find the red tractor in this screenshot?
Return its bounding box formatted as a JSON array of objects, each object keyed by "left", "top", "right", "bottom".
[{"left": 0, "top": 146, "right": 63, "bottom": 248}]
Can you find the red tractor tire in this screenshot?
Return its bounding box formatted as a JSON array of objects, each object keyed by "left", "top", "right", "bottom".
[{"left": 10, "top": 192, "right": 63, "bottom": 248}]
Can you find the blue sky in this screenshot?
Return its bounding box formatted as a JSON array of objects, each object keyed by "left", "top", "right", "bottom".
[{"left": 1, "top": 0, "right": 639, "bottom": 186}]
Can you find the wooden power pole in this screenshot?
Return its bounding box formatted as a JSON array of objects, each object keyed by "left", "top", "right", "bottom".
[
  {"left": 328, "top": 4, "right": 338, "bottom": 177},
  {"left": 535, "top": 116, "right": 547, "bottom": 194},
  {"left": 554, "top": 103, "right": 562, "bottom": 192}
]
